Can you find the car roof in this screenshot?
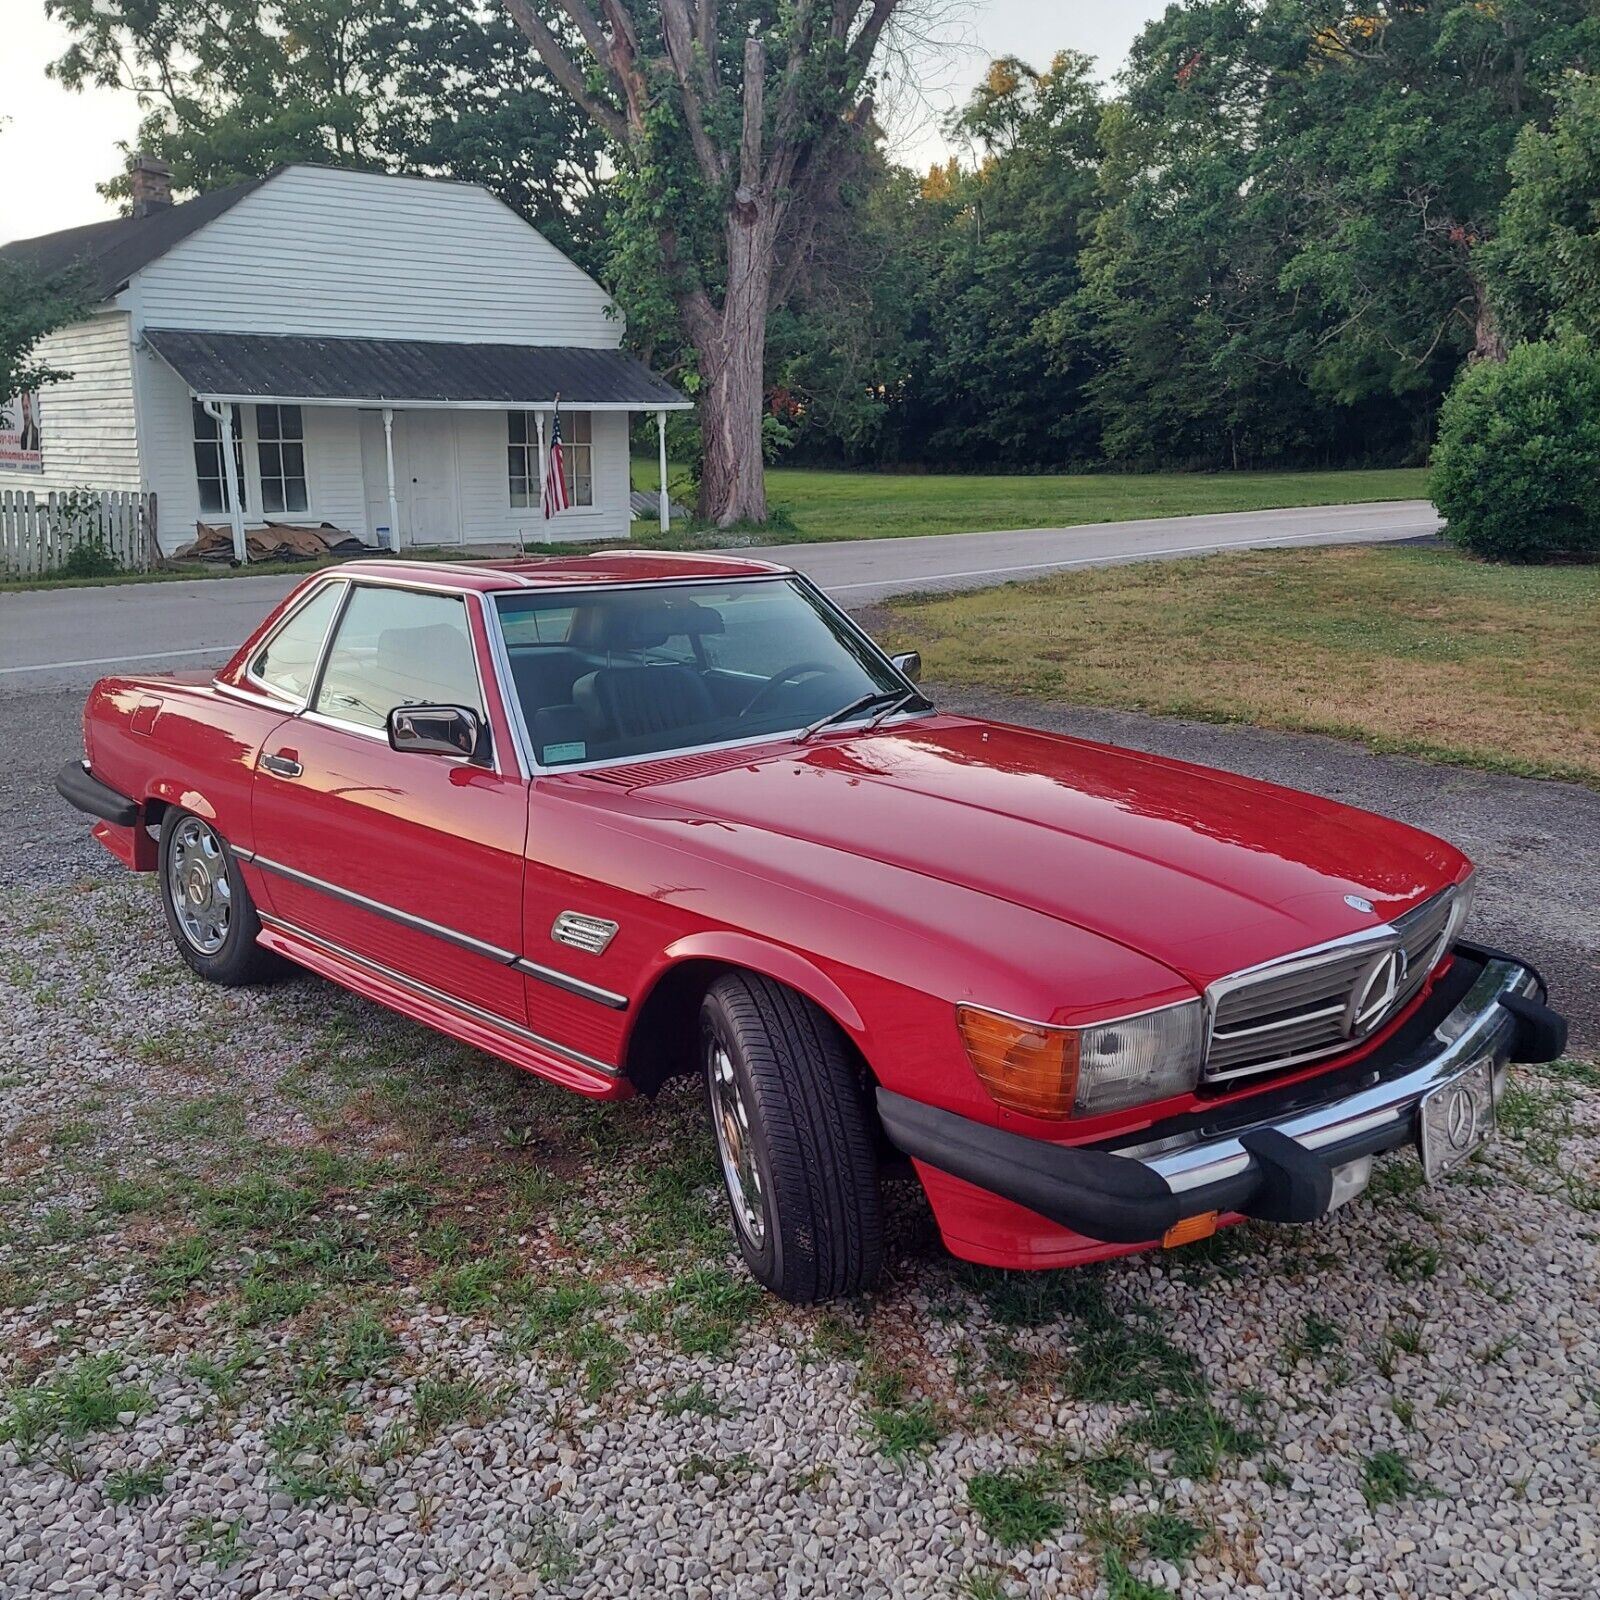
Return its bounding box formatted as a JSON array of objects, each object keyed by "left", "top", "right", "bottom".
[{"left": 326, "top": 550, "right": 792, "bottom": 593}]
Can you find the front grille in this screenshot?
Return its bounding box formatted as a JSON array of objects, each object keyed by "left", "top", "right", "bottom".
[{"left": 1203, "top": 887, "right": 1458, "bottom": 1084}]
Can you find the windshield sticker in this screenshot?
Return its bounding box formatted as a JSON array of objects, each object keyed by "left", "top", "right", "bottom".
[{"left": 543, "top": 741, "right": 587, "bottom": 764}]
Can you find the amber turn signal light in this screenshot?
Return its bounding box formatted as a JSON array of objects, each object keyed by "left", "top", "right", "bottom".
[
  {"left": 1161, "top": 1212, "right": 1218, "bottom": 1249},
  {"left": 956, "top": 1005, "right": 1082, "bottom": 1119}
]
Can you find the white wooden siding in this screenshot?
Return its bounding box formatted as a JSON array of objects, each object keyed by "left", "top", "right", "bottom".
[
  {"left": 0, "top": 313, "right": 139, "bottom": 495},
  {"left": 454, "top": 409, "right": 632, "bottom": 545},
  {"left": 138, "top": 347, "right": 370, "bottom": 553},
  {"left": 126, "top": 167, "right": 621, "bottom": 346}
]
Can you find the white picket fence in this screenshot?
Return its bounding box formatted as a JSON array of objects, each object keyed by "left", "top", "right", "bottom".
[{"left": 0, "top": 488, "right": 159, "bottom": 578}]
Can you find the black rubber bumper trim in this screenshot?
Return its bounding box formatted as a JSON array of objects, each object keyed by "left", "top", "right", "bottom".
[{"left": 54, "top": 760, "right": 139, "bottom": 828}]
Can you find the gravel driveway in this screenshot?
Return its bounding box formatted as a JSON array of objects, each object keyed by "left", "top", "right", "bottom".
[{"left": 1, "top": 680, "right": 1596, "bottom": 1599}]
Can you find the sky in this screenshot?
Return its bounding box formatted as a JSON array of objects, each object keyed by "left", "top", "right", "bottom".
[{"left": 0, "top": 0, "right": 1166, "bottom": 247}]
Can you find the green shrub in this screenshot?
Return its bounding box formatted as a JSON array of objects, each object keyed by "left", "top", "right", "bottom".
[{"left": 1430, "top": 339, "right": 1600, "bottom": 562}]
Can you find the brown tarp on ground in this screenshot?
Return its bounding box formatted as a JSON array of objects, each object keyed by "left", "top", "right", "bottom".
[{"left": 175, "top": 521, "right": 370, "bottom": 564}]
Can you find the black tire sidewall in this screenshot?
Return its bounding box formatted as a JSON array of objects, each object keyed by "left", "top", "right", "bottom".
[
  {"left": 158, "top": 809, "right": 262, "bottom": 984},
  {"left": 700, "top": 998, "right": 787, "bottom": 1288}
]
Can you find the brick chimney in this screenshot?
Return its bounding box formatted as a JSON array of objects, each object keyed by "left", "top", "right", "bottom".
[{"left": 129, "top": 153, "right": 173, "bottom": 218}]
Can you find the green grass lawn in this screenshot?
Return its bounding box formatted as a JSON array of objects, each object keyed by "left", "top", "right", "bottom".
[
  {"left": 630, "top": 462, "right": 1431, "bottom": 544},
  {"left": 879, "top": 544, "right": 1600, "bottom": 785},
  {"left": 2, "top": 464, "right": 1428, "bottom": 590}
]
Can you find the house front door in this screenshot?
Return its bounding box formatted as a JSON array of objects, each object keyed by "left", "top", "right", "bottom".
[{"left": 358, "top": 411, "right": 463, "bottom": 548}]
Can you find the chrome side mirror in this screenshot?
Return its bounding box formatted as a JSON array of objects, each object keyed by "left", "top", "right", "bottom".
[
  {"left": 891, "top": 650, "right": 922, "bottom": 684},
  {"left": 388, "top": 704, "right": 491, "bottom": 765}
]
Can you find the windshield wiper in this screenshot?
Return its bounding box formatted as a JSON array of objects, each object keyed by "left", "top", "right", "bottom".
[
  {"left": 794, "top": 689, "right": 901, "bottom": 743},
  {"left": 860, "top": 688, "right": 920, "bottom": 733}
]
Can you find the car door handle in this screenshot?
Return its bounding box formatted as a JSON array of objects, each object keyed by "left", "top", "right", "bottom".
[{"left": 261, "top": 751, "right": 303, "bottom": 779}]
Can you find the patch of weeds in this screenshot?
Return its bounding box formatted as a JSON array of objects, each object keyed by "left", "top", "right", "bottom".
[
  {"left": 185, "top": 1344, "right": 260, "bottom": 1408},
  {"left": 1391, "top": 1397, "right": 1416, "bottom": 1427},
  {"left": 660, "top": 1381, "right": 728, "bottom": 1418},
  {"left": 1361, "top": 1448, "right": 1429, "bottom": 1509},
  {"left": 1142, "top": 1511, "right": 1205, "bottom": 1564},
  {"left": 1059, "top": 1308, "right": 1196, "bottom": 1406},
  {"left": 666, "top": 1265, "right": 761, "bottom": 1357},
  {"left": 149, "top": 1235, "right": 215, "bottom": 1303},
  {"left": 98, "top": 1175, "right": 171, "bottom": 1216},
  {"left": 427, "top": 1255, "right": 511, "bottom": 1315},
  {"left": 420, "top": 1219, "right": 471, "bottom": 1263},
  {"left": 105, "top": 1460, "right": 168, "bottom": 1505},
  {"left": 186, "top": 1517, "right": 245, "bottom": 1568},
  {"left": 967, "top": 1466, "right": 1065, "bottom": 1546},
  {"left": 1368, "top": 1158, "right": 1426, "bottom": 1204},
  {"left": 1075, "top": 1449, "right": 1144, "bottom": 1500},
  {"left": 413, "top": 1376, "right": 500, "bottom": 1437},
  {"left": 961, "top": 1573, "right": 1013, "bottom": 1600},
  {"left": 1282, "top": 1312, "right": 1343, "bottom": 1366},
  {"left": 1103, "top": 1550, "right": 1170, "bottom": 1600},
  {"left": 866, "top": 1398, "right": 945, "bottom": 1465},
  {"left": 42, "top": 1205, "right": 95, "bottom": 1244},
  {"left": 526, "top": 1509, "right": 581, "bottom": 1582},
  {"left": 508, "top": 1277, "right": 602, "bottom": 1351},
  {"left": 1120, "top": 1398, "right": 1261, "bottom": 1481},
  {"left": 235, "top": 1271, "right": 316, "bottom": 1326},
  {"left": 625, "top": 1138, "right": 724, "bottom": 1260},
  {"left": 1259, "top": 1461, "right": 1290, "bottom": 1489},
  {"left": 811, "top": 1310, "right": 869, "bottom": 1362},
  {"left": 334, "top": 1310, "right": 401, "bottom": 1381},
  {"left": 964, "top": 1266, "right": 1106, "bottom": 1328},
  {"left": 1384, "top": 1241, "right": 1441, "bottom": 1283},
  {"left": 266, "top": 1407, "right": 365, "bottom": 1503},
  {"left": 164, "top": 1094, "right": 247, "bottom": 1140},
  {"left": 1389, "top": 1321, "right": 1429, "bottom": 1358},
  {"left": 572, "top": 1323, "right": 627, "bottom": 1401},
  {"left": 682, "top": 1448, "right": 753, "bottom": 1489},
  {"left": 984, "top": 1329, "right": 1030, "bottom": 1382},
  {"left": 0, "top": 1354, "right": 152, "bottom": 1460}
]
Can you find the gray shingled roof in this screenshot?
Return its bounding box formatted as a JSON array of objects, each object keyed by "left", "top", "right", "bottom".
[
  {"left": 143, "top": 329, "right": 689, "bottom": 409},
  {"left": 0, "top": 179, "right": 267, "bottom": 301}
]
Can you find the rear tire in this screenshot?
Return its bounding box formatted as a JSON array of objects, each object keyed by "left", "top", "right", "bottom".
[
  {"left": 700, "top": 972, "right": 883, "bottom": 1303},
  {"left": 157, "top": 809, "right": 283, "bottom": 986}
]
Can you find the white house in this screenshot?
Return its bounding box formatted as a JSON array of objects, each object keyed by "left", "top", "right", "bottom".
[{"left": 0, "top": 160, "right": 688, "bottom": 558}]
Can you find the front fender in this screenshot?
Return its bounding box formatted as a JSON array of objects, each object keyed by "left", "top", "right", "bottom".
[{"left": 646, "top": 931, "right": 866, "bottom": 1038}]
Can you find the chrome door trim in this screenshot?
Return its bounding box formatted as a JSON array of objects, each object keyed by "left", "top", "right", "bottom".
[
  {"left": 511, "top": 956, "right": 629, "bottom": 1011},
  {"left": 478, "top": 590, "right": 538, "bottom": 776},
  {"left": 258, "top": 912, "right": 620, "bottom": 1075},
  {"left": 241, "top": 850, "right": 628, "bottom": 1010}
]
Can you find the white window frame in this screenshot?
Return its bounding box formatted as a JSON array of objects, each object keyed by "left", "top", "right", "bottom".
[
  {"left": 255, "top": 403, "right": 310, "bottom": 515},
  {"left": 193, "top": 400, "right": 246, "bottom": 516},
  {"left": 508, "top": 410, "right": 593, "bottom": 511}
]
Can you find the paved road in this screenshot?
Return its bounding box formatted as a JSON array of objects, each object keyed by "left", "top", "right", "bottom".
[{"left": 0, "top": 499, "right": 1438, "bottom": 692}]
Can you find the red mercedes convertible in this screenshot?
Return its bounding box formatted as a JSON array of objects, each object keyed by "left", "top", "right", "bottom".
[{"left": 58, "top": 553, "right": 1565, "bottom": 1300}]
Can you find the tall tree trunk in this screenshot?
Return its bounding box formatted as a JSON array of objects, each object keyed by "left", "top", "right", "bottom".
[
  {"left": 1470, "top": 274, "right": 1506, "bottom": 363},
  {"left": 695, "top": 203, "right": 775, "bottom": 526}
]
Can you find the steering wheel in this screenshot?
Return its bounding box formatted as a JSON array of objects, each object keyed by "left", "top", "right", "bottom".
[{"left": 742, "top": 659, "right": 842, "bottom": 717}]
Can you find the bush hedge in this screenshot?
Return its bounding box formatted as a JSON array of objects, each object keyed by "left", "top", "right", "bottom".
[{"left": 1430, "top": 339, "right": 1600, "bottom": 562}]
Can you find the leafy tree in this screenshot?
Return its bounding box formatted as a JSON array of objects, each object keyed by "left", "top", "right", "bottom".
[
  {"left": 45, "top": 0, "right": 605, "bottom": 259},
  {"left": 501, "top": 0, "right": 919, "bottom": 525},
  {"left": 1482, "top": 75, "right": 1600, "bottom": 347},
  {"left": 0, "top": 260, "right": 91, "bottom": 405}
]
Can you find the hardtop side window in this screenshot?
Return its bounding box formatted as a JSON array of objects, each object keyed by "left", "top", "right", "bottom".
[
  {"left": 314, "top": 585, "right": 482, "bottom": 733},
  {"left": 249, "top": 581, "right": 344, "bottom": 703}
]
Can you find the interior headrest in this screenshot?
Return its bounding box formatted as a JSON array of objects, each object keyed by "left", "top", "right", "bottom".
[{"left": 570, "top": 600, "right": 724, "bottom": 652}]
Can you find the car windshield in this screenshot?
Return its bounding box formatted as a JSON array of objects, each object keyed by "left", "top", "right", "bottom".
[{"left": 494, "top": 577, "right": 921, "bottom": 768}]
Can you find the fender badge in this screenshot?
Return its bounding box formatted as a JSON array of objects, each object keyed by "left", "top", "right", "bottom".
[{"left": 1344, "top": 894, "right": 1376, "bottom": 915}]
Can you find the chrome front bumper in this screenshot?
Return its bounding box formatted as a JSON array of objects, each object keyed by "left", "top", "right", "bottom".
[{"left": 876, "top": 950, "right": 1566, "bottom": 1245}]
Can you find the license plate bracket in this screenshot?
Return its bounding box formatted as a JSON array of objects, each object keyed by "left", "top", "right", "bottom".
[{"left": 1418, "top": 1056, "right": 1498, "bottom": 1183}]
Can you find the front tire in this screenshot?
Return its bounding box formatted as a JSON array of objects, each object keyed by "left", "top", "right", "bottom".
[
  {"left": 700, "top": 972, "right": 883, "bottom": 1303},
  {"left": 158, "top": 810, "right": 282, "bottom": 986}
]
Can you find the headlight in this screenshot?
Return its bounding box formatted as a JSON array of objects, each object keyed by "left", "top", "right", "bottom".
[{"left": 956, "top": 1000, "right": 1206, "bottom": 1119}]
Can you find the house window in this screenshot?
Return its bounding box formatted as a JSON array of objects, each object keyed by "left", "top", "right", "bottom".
[
  {"left": 193, "top": 400, "right": 246, "bottom": 514},
  {"left": 256, "top": 404, "right": 309, "bottom": 514},
  {"left": 508, "top": 410, "right": 593, "bottom": 510}
]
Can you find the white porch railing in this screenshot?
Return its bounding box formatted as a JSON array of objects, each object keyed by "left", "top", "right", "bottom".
[{"left": 0, "top": 489, "right": 159, "bottom": 578}]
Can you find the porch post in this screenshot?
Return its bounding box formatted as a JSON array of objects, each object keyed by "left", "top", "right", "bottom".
[
  {"left": 656, "top": 410, "right": 669, "bottom": 533},
  {"left": 381, "top": 407, "right": 400, "bottom": 550},
  {"left": 204, "top": 399, "right": 247, "bottom": 564}
]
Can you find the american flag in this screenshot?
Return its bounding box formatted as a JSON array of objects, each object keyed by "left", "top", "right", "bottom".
[{"left": 542, "top": 407, "right": 569, "bottom": 518}]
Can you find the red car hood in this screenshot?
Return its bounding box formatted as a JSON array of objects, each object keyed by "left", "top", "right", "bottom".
[{"left": 613, "top": 715, "right": 1468, "bottom": 989}]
